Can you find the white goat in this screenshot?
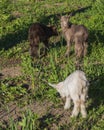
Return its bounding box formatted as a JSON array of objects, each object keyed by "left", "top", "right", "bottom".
[{"left": 48, "top": 70, "right": 89, "bottom": 118}]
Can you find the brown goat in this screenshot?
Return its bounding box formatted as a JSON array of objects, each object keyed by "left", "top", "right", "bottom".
[
  {"left": 28, "top": 23, "right": 58, "bottom": 57},
  {"left": 60, "top": 15, "right": 88, "bottom": 58}
]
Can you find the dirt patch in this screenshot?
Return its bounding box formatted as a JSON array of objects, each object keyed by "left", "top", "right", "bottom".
[
  {"left": 0, "top": 99, "right": 72, "bottom": 129},
  {"left": 0, "top": 100, "right": 54, "bottom": 129},
  {"left": 11, "top": 11, "right": 23, "bottom": 19},
  {"left": 0, "top": 57, "right": 21, "bottom": 68},
  {"left": 1, "top": 66, "right": 22, "bottom": 79}
]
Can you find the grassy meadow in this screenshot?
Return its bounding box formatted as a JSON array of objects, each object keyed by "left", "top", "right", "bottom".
[{"left": 0, "top": 0, "right": 104, "bottom": 129}]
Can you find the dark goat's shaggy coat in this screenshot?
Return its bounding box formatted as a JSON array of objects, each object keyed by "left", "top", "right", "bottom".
[{"left": 28, "top": 23, "right": 58, "bottom": 57}]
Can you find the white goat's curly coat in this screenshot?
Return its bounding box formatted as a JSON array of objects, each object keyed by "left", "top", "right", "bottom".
[{"left": 49, "top": 70, "right": 89, "bottom": 118}]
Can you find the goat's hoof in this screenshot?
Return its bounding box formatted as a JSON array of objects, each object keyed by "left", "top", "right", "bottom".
[
  {"left": 82, "top": 113, "right": 87, "bottom": 118},
  {"left": 64, "top": 106, "right": 70, "bottom": 110},
  {"left": 71, "top": 114, "right": 77, "bottom": 118},
  {"left": 65, "top": 53, "right": 70, "bottom": 57},
  {"left": 82, "top": 115, "right": 87, "bottom": 118},
  {"left": 71, "top": 111, "right": 79, "bottom": 117}
]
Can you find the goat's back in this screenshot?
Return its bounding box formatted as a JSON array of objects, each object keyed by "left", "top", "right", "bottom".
[
  {"left": 28, "top": 23, "right": 49, "bottom": 41},
  {"left": 71, "top": 24, "right": 88, "bottom": 40},
  {"left": 64, "top": 70, "right": 88, "bottom": 96},
  {"left": 28, "top": 23, "right": 57, "bottom": 42}
]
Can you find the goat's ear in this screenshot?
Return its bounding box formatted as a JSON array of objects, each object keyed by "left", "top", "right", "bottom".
[
  {"left": 68, "top": 12, "right": 73, "bottom": 18},
  {"left": 51, "top": 26, "right": 56, "bottom": 30},
  {"left": 48, "top": 83, "right": 57, "bottom": 88},
  {"left": 56, "top": 14, "right": 61, "bottom": 19},
  {"left": 56, "top": 82, "right": 63, "bottom": 88},
  {"left": 48, "top": 25, "right": 56, "bottom": 29}
]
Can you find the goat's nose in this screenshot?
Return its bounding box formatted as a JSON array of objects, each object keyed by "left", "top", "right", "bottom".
[{"left": 56, "top": 93, "right": 60, "bottom": 97}]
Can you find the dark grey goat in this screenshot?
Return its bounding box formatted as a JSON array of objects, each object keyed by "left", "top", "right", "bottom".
[
  {"left": 28, "top": 23, "right": 58, "bottom": 58},
  {"left": 61, "top": 15, "right": 88, "bottom": 58}
]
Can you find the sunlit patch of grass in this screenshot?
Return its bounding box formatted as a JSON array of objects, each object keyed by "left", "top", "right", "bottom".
[{"left": 0, "top": 0, "right": 104, "bottom": 129}]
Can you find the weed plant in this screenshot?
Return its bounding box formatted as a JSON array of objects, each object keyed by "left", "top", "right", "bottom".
[{"left": 0, "top": 0, "right": 104, "bottom": 129}]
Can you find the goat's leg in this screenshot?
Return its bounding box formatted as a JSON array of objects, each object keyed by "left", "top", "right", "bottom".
[
  {"left": 83, "top": 42, "right": 88, "bottom": 56},
  {"left": 75, "top": 42, "right": 83, "bottom": 59},
  {"left": 64, "top": 96, "right": 71, "bottom": 110},
  {"left": 80, "top": 93, "right": 87, "bottom": 118},
  {"left": 29, "top": 37, "right": 40, "bottom": 58},
  {"left": 71, "top": 97, "right": 80, "bottom": 117},
  {"left": 44, "top": 40, "right": 49, "bottom": 55},
  {"left": 75, "top": 36, "right": 84, "bottom": 59},
  {"left": 74, "top": 40, "right": 83, "bottom": 68},
  {"left": 65, "top": 40, "right": 71, "bottom": 57},
  {"left": 80, "top": 101, "right": 87, "bottom": 118},
  {"left": 29, "top": 43, "right": 39, "bottom": 58},
  {"left": 44, "top": 40, "right": 49, "bottom": 49}
]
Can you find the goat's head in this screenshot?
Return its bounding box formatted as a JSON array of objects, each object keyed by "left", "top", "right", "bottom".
[
  {"left": 60, "top": 15, "right": 70, "bottom": 28},
  {"left": 48, "top": 25, "right": 58, "bottom": 36}
]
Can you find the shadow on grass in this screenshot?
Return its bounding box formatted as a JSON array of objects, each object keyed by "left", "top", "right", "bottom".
[
  {"left": 87, "top": 29, "right": 104, "bottom": 57},
  {"left": 0, "top": 6, "right": 92, "bottom": 51},
  {"left": 50, "top": 37, "right": 66, "bottom": 49},
  {"left": 39, "top": 6, "right": 92, "bottom": 25},
  {"left": 50, "top": 28, "right": 104, "bottom": 57},
  {"left": 39, "top": 113, "right": 60, "bottom": 129},
  {"left": 88, "top": 71, "right": 104, "bottom": 110},
  {"left": 89, "top": 30, "right": 104, "bottom": 44},
  {"left": 1, "top": 5, "right": 103, "bottom": 55},
  {"left": 0, "top": 26, "right": 29, "bottom": 51}
]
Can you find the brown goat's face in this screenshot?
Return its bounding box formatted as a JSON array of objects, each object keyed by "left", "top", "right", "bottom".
[
  {"left": 61, "top": 16, "right": 69, "bottom": 28},
  {"left": 50, "top": 26, "right": 58, "bottom": 36},
  {"left": 29, "top": 44, "right": 39, "bottom": 58}
]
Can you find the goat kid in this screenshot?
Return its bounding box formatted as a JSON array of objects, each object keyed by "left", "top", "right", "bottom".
[
  {"left": 61, "top": 15, "right": 88, "bottom": 58},
  {"left": 28, "top": 23, "right": 58, "bottom": 57},
  {"left": 48, "top": 70, "right": 89, "bottom": 118}
]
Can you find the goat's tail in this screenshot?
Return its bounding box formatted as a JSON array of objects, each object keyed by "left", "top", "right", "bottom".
[
  {"left": 80, "top": 72, "right": 89, "bottom": 87},
  {"left": 79, "top": 73, "right": 89, "bottom": 99}
]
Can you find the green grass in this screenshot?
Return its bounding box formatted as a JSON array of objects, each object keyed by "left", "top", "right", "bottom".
[{"left": 0, "top": 0, "right": 104, "bottom": 129}]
